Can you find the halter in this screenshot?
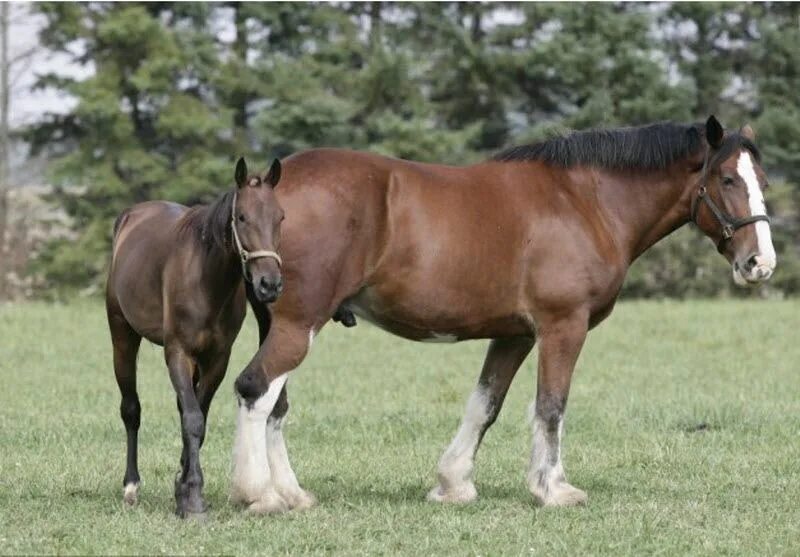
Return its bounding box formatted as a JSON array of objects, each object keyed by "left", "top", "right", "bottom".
[
  {"left": 690, "top": 148, "right": 770, "bottom": 254},
  {"left": 230, "top": 190, "right": 282, "bottom": 278}
]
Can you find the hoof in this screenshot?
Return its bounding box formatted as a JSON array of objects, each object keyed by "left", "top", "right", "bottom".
[
  {"left": 246, "top": 491, "right": 289, "bottom": 515},
  {"left": 175, "top": 488, "right": 209, "bottom": 518},
  {"left": 530, "top": 482, "right": 588, "bottom": 507},
  {"left": 181, "top": 509, "right": 210, "bottom": 522},
  {"left": 426, "top": 482, "right": 478, "bottom": 504},
  {"left": 281, "top": 489, "right": 317, "bottom": 511},
  {"left": 122, "top": 482, "right": 139, "bottom": 506},
  {"left": 176, "top": 502, "right": 209, "bottom": 519}
]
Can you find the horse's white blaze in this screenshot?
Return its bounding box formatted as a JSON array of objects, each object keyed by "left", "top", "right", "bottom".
[
  {"left": 432, "top": 387, "right": 490, "bottom": 499},
  {"left": 230, "top": 373, "right": 289, "bottom": 505},
  {"left": 421, "top": 332, "right": 458, "bottom": 343},
  {"left": 737, "top": 151, "right": 776, "bottom": 269}
]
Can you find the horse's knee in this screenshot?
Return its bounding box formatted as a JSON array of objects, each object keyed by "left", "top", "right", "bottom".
[
  {"left": 120, "top": 396, "right": 141, "bottom": 430},
  {"left": 182, "top": 408, "right": 205, "bottom": 442},
  {"left": 234, "top": 368, "right": 269, "bottom": 404}
]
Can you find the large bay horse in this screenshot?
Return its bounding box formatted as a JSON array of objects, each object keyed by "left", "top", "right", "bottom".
[
  {"left": 107, "top": 158, "right": 283, "bottom": 517},
  {"left": 231, "top": 116, "right": 775, "bottom": 511}
]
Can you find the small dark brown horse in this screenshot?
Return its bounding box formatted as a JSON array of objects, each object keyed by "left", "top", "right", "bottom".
[
  {"left": 106, "top": 157, "right": 284, "bottom": 517},
  {"left": 230, "top": 116, "right": 775, "bottom": 512}
]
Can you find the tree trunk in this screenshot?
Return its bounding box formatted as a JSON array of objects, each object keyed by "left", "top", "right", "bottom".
[
  {"left": 0, "top": 3, "right": 10, "bottom": 300},
  {"left": 369, "top": 2, "right": 381, "bottom": 51},
  {"left": 233, "top": 3, "right": 249, "bottom": 130}
]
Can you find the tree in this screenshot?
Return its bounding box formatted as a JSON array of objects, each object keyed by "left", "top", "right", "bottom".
[
  {"left": 0, "top": 3, "right": 10, "bottom": 298},
  {"left": 0, "top": 3, "right": 42, "bottom": 299},
  {"left": 22, "top": 2, "right": 800, "bottom": 298},
  {"left": 29, "top": 3, "right": 235, "bottom": 294}
]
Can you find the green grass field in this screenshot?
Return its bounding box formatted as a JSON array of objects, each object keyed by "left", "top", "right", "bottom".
[{"left": 1, "top": 299, "right": 799, "bottom": 555}]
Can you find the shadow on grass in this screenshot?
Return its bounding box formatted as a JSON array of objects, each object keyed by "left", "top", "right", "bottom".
[{"left": 314, "top": 479, "right": 524, "bottom": 506}]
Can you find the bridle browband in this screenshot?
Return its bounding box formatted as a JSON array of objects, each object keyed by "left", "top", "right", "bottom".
[
  {"left": 230, "top": 190, "right": 282, "bottom": 278},
  {"left": 690, "top": 147, "right": 770, "bottom": 254}
]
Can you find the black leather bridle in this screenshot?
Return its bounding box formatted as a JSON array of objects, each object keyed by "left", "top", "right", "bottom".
[{"left": 690, "top": 148, "right": 771, "bottom": 253}]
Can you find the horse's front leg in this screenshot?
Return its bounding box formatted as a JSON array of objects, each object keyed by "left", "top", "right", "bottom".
[
  {"left": 166, "top": 345, "right": 208, "bottom": 518},
  {"left": 527, "top": 311, "right": 589, "bottom": 507},
  {"left": 231, "top": 319, "right": 316, "bottom": 514},
  {"left": 230, "top": 373, "right": 289, "bottom": 514},
  {"left": 266, "top": 385, "right": 316, "bottom": 510}
]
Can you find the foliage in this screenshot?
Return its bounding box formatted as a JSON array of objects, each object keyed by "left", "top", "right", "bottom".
[{"left": 25, "top": 2, "right": 800, "bottom": 298}]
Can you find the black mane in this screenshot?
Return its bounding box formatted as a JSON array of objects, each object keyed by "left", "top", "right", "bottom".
[
  {"left": 492, "top": 122, "right": 760, "bottom": 171},
  {"left": 178, "top": 190, "right": 234, "bottom": 253}
]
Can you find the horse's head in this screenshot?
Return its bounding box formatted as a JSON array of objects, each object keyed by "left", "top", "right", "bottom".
[
  {"left": 692, "top": 116, "right": 776, "bottom": 286},
  {"left": 232, "top": 157, "right": 285, "bottom": 303}
]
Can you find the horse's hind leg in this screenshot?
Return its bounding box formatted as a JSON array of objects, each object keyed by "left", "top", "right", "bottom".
[
  {"left": 428, "top": 336, "right": 534, "bottom": 503},
  {"left": 166, "top": 345, "right": 208, "bottom": 518},
  {"left": 108, "top": 308, "right": 143, "bottom": 505}
]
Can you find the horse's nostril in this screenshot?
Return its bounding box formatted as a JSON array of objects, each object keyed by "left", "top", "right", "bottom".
[{"left": 745, "top": 255, "right": 759, "bottom": 272}]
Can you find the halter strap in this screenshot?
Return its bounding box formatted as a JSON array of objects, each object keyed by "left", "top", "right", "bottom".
[
  {"left": 230, "top": 190, "right": 282, "bottom": 278},
  {"left": 690, "top": 148, "right": 770, "bottom": 253}
]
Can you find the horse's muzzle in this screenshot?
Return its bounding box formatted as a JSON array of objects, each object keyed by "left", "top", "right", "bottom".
[
  {"left": 254, "top": 276, "right": 283, "bottom": 303},
  {"left": 733, "top": 253, "right": 775, "bottom": 286}
]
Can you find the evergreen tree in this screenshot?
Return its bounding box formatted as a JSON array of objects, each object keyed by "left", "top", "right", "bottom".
[{"left": 23, "top": 2, "right": 800, "bottom": 298}]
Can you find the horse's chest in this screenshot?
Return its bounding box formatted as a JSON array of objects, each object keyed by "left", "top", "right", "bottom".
[{"left": 169, "top": 300, "right": 245, "bottom": 354}]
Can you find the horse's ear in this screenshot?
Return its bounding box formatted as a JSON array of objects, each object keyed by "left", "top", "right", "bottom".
[
  {"left": 740, "top": 124, "right": 756, "bottom": 141},
  {"left": 235, "top": 157, "right": 248, "bottom": 188},
  {"left": 705, "top": 115, "right": 724, "bottom": 149},
  {"left": 265, "top": 158, "right": 282, "bottom": 188}
]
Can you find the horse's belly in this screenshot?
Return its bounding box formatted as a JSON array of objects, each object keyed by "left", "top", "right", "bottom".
[{"left": 341, "top": 288, "right": 528, "bottom": 342}]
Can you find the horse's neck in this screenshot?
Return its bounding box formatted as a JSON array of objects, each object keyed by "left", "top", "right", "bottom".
[
  {"left": 597, "top": 165, "right": 697, "bottom": 263},
  {"left": 201, "top": 241, "right": 242, "bottom": 296}
]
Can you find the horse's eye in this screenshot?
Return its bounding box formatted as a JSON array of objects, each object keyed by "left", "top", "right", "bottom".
[
  {"left": 238, "top": 214, "right": 246, "bottom": 223},
  {"left": 722, "top": 176, "right": 735, "bottom": 187}
]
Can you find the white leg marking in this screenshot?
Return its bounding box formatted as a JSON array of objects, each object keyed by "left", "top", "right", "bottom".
[
  {"left": 427, "top": 387, "right": 489, "bottom": 503},
  {"left": 526, "top": 409, "right": 586, "bottom": 507},
  {"left": 737, "top": 152, "right": 776, "bottom": 271},
  {"left": 230, "top": 374, "right": 289, "bottom": 513},
  {"left": 308, "top": 328, "right": 315, "bottom": 349},
  {"left": 122, "top": 482, "right": 139, "bottom": 506},
  {"left": 266, "top": 416, "right": 317, "bottom": 510}
]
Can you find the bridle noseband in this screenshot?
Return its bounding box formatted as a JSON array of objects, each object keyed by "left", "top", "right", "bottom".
[
  {"left": 690, "top": 148, "right": 770, "bottom": 253},
  {"left": 230, "top": 190, "right": 282, "bottom": 278}
]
